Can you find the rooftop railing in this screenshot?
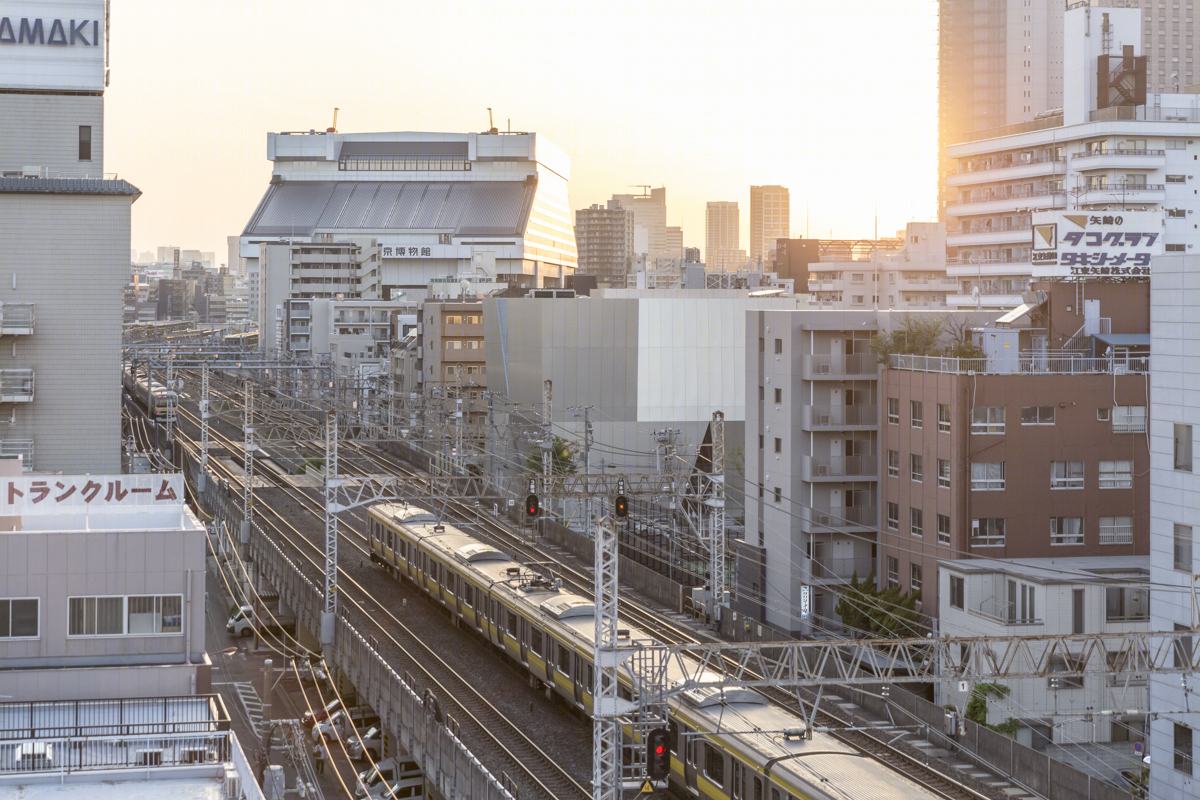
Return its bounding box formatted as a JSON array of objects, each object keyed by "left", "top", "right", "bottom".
[{"left": 889, "top": 353, "right": 1149, "bottom": 375}]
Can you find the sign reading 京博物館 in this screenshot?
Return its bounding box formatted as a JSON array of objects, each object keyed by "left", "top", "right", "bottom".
[
  {"left": 0, "top": 2, "right": 106, "bottom": 93},
  {"left": 0, "top": 474, "right": 182, "bottom": 515},
  {"left": 1031, "top": 211, "right": 1164, "bottom": 279}
]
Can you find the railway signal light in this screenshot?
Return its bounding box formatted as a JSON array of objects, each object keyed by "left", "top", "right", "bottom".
[
  {"left": 615, "top": 494, "right": 629, "bottom": 518},
  {"left": 525, "top": 494, "right": 540, "bottom": 518},
  {"left": 647, "top": 727, "right": 669, "bottom": 781}
]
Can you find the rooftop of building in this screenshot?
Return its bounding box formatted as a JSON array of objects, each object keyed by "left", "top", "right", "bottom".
[
  {"left": 0, "top": 474, "right": 198, "bottom": 533},
  {"left": 0, "top": 177, "right": 141, "bottom": 200},
  {"left": 938, "top": 555, "right": 1149, "bottom": 584}
]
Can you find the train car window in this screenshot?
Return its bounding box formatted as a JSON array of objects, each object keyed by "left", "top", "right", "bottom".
[
  {"left": 685, "top": 731, "right": 696, "bottom": 767},
  {"left": 558, "top": 643, "right": 571, "bottom": 674},
  {"left": 505, "top": 609, "right": 517, "bottom": 638},
  {"left": 668, "top": 721, "right": 679, "bottom": 754},
  {"left": 753, "top": 777, "right": 763, "bottom": 800},
  {"left": 771, "top": 787, "right": 781, "bottom": 800},
  {"left": 704, "top": 744, "right": 725, "bottom": 787},
  {"left": 584, "top": 662, "right": 594, "bottom": 691},
  {"left": 732, "top": 761, "right": 742, "bottom": 800},
  {"left": 463, "top": 584, "right": 474, "bottom": 608},
  {"left": 530, "top": 628, "right": 542, "bottom": 656}
]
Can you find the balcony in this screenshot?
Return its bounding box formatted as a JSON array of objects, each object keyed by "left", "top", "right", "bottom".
[
  {"left": 1071, "top": 148, "right": 1166, "bottom": 171},
  {"left": 0, "top": 369, "right": 34, "bottom": 402},
  {"left": 0, "top": 303, "right": 34, "bottom": 336},
  {"left": 947, "top": 156, "right": 1065, "bottom": 187},
  {"left": 811, "top": 555, "right": 876, "bottom": 584},
  {"left": 801, "top": 353, "right": 877, "bottom": 380},
  {"left": 804, "top": 505, "right": 878, "bottom": 532},
  {"left": 0, "top": 439, "right": 33, "bottom": 470},
  {"left": 1099, "top": 524, "right": 1134, "bottom": 545},
  {"left": 947, "top": 228, "right": 1031, "bottom": 247},
  {"left": 888, "top": 352, "right": 1149, "bottom": 375},
  {"left": 802, "top": 454, "right": 878, "bottom": 481},
  {"left": 802, "top": 404, "right": 878, "bottom": 430},
  {"left": 1077, "top": 184, "right": 1166, "bottom": 206},
  {"left": 947, "top": 188, "right": 1065, "bottom": 217}
]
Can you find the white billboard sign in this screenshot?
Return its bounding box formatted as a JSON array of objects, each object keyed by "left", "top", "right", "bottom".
[
  {"left": 800, "top": 585, "right": 811, "bottom": 620},
  {"left": 1031, "top": 211, "right": 1163, "bottom": 278},
  {"left": 0, "top": 2, "right": 106, "bottom": 92},
  {"left": 0, "top": 473, "right": 182, "bottom": 515}
]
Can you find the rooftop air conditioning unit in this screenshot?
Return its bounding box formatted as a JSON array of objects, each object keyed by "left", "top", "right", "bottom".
[
  {"left": 224, "top": 766, "right": 241, "bottom": 799},
  {"left": 136, "top": 749, "right": 163, "bottom": 766}
]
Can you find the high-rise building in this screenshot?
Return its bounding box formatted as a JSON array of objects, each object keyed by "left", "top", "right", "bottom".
[
  {"left": 750, "top": 185, "right": 789, "bottom": 267},
  {"left": 574, "top": 202, "right": 634, "bottom": 287},
  {"left": 0, "top": 1, "right": 140, "bottom": 473},
  {"left": 609, "top": 187, "right": 683, "bottom": 261},
  {"left": 1148, "top": 253, "right": 1200, "bottom": 799},
  {"left": 705, "top": 201, "right": 740, "bottom": 272}
]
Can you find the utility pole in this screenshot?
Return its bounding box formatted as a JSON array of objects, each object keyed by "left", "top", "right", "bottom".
[
  {"left": 572, "top": 406, "right": 593, "bottom": 528},
  {"left": 241, "top": 381, "right": 256, "bottom": 550},
  {"left": 593, "top": 515, "right": 627, "bottom": 800},
  {"left": 322, "top": 409, "right": 339, "bottom": 646},
  {"left": 164, "top": 352, "right": 175, "bottom": 448},
  {"left": 542, "top": 379, "right": 552, "bottom": 519},
  {"left": 198, "top": 363, "right": 209, "bottom": 493},
  {"left": 709, "top": 411, "right": 727, "bottom": 619}
]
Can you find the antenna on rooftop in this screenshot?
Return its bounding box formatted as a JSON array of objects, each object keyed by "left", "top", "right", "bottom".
[
  {"left": 487, "top": 108, "right": 499, "bottom": 134},
  {"left": 326, "top": 108, "right": 339, "bottom": 133}
]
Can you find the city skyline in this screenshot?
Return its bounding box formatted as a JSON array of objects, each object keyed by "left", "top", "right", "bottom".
[{"left": 102, "top": 0, "right": 937, "bottom": 263}]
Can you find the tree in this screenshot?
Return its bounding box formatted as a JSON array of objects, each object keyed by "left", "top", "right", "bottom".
[
  {"left": 965, "top": 683, "right": 1019, "bottom": 736},
  {"left": 833, "top": 572, "right": 925, "bottom": 638},
  {"left": 834, "top": 572, "right": 876, "bottom": 635},
  {"left": 944, "top": 316, "right": 985, "bottom": 359},
  {"left": 525, "top": 435, "right": 577, "bottom": 475},
  {"left": 869, "top": 315, "right": 945, "bottom": 363}
]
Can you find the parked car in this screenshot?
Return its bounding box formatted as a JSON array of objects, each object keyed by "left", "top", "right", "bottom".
[
  {"left": 355, "top": 758, "right": 423, "bottom": 799},
  {"left": 301, "top": 698, "right": 342, "bottom": 729},
  {"left": 347, "top": 724, "right": 382, "bottom": 761},
  {"left": 311, "top": 707, "right": 380, "bottom": 742}
]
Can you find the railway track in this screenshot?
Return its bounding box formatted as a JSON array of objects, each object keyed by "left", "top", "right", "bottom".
[
  {"left": 162, "top": 377, "right": 1004, "bottom": 800},
  {"left": 161, "top": 401, "right": 590, "bottom": 800}
]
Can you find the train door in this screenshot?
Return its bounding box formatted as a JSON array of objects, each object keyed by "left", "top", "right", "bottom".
[
  {"left": 572, "top": 649, "right": 583, "bottom": 706},
  {"left": 518, "top": 617, "right": 528, "bottom": 666},
  {"left": 731, "top": 759, "right": 744, "bottom": 800},
  {"left": 682, "top": 724, "right": 699, "bottom": 794},
  {"left": 453, "top": 575, "right": 462, "bottom": 617}
]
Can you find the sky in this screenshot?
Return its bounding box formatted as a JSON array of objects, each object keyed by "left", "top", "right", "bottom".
[{"left": 104, "top": 0, "right": 939, "bottom": 263}]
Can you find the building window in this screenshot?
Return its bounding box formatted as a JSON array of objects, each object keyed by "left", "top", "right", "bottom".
[
  {"left": 1050, "top": 461, "right": 1084, "bottom": 489},
  {"left": 1167, "top": 174, "right": 1187, "bottom": 184},
  {"left": 887, "top": 502, "right": 899, "bottom": 530},
  {"left": 910, "top": 508, "right": 924, "bottom": 537},
  {"left": 759, "top": 337, "right": 764, "bottom": 353},
  {"left": 1113, "top": 405, "right": 1147, "bottom": 433},
  {"left": 971, "top": 518, "right": 1006, "bottom": 547},
  {"left": 127, "top": 596, "right": 183, "bottom": 634},
  {"left": 1166, "top": 243, "right": 1187, "bottom": 252},
  {"left": 68, "top": 597, "right": 125, "bottom": 636},
  {"left": 1176, "top": 423, "right": 1194, "bottom": 471},
  {"left": 1097, "top": 407, "right": 1111, "bottom": 421},
  {"left": 938, "top": 403, "right": 951, "bottom": 433},
  {"left": 759, "top": 386, "right": 764, "bottom": 402},
  {"left": 937, "top": 458, "right": 951, "bottom": 488},
  {"left": 1050, "top": 516, "right": 1084, "bottom": 546},
  {"left": 758, "top": 434, "right": 764, "bottom": 450},
  {"left": 910, "top": 454, "right": 923, "bottom": 483},
  {"left": 1105, "top": 586, "right": 1149, "bottom": 622},
  {"left": 1021, "top": 406, "right": 1055, "bottom": 425},
  {"left": 78, "top": 125, "right": 91, "bottom": 161},
  {"left": 1175, "top": 724, "right": 1194, "bottom": 776},
  {"left": 887, "top": 557, "right": 899, "bottom": 588},
  {"left": 949, "top": 575, "right": 964, "bottom": 609},
  {"left": 971, "top": 462, "right": 1005, "bottom": 490},
  {"left": 1099, "top": 460, "right": 1133, "bottom": 489},
  {"left": 938, "top": 514, "right": 951, "bottom": 545},
  {"left": 911, "top": 401, "right": 923, "bottom": 429},
  {"left": 773, "top": 487, "right": 782, "bottom": 504},
  {"left": 887, "top": 449, "right": 899, "bottom": 478},
  {"left": 1176, "top": 523, "right": 1193, "bottom": 571},
  {"left": 910, "top": 564, "right": 923, "bottom": 594},
  {"left": 0, "top": 598, "right": 38, "bottom": 638},
  {"left": 774, "top": 387, "right": 782, "bottom": 404},
  {"left": 774, "top": 338, "right": 782, "bottom": 355},
  {"left": 887, "top": 398, "right": 899, "bottom": 425},
  {"left": 1099, "top": 516, "right": 1134, "bottom": 545},
  {"left": 774, "top": 437, "right": 781, "bottom": 454},
  {"left": 971, "top": 406, "right": 1005, "bottom": 434}
]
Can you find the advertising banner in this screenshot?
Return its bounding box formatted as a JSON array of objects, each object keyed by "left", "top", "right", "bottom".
[{"left": 1031, "top": 211, "right": 1164, "bottom": 278}]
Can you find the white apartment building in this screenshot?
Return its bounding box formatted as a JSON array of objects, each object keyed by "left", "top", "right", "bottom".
[
  {"left": 284, "top": 296, "right": 415, "bottom": 376},
  {"left": 938, "top": 556, "right": 1150, "bottom": 749},
  {"left": 807, "top": 223, "right": 957, "bottom": 310},
  {"left": 750, "top": 185, "right": 790, "bottom": 267},
  {"left": 706, "top": 201, "right": 741, "bottom": 272},
  {"left": 240, "top": 130, "right": 577, "bottom": 299},
  {"left": 0, "top": 0, "right": 139, "bottom": 474},
  {"left": 1148, "top": 253, "right": 1200, "bottom": 799},
  {"left": 946, "top": 6, "right": 1200, "bottom": 310}
]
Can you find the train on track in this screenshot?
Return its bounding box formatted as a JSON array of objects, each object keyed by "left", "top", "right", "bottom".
[
  {"left": 366, "top": 502, "right": 942, "bottom": 800},
  {"left": 122, "top": 366, "right": 178, "bottom": 422}
]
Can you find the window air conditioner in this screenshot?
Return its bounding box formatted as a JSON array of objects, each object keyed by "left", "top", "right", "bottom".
[
  {"left": 816, "top": 465, "right": 830, "bottom": 477},
  {"left": 817, "top": 414, "right": 831, "bottom": 425}
]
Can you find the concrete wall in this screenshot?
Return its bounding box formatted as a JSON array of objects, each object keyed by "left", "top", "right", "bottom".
[
  {"left": 0, "top": 94, "right": 104, "bottom": 177},
  {"left": 0, "top": 192, "right": 132, "bottom": 473}
]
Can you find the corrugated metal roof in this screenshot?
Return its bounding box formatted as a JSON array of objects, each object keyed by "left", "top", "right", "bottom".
[
  {"left": 338, "top": 141, "right": 467, "bottom": 158},
  {"left": 1094, "top": 333, "right": 1151, "bottom": 347},
  {"left": 0, "top": 177, "right": 141, "bottom": 199},
  {"left": 242, "top": 180, "right": 534, "bottom": 237}
]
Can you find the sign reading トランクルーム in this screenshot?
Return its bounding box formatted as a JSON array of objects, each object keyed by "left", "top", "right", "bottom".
[
  {"left": 0, "top": 2, "right": 106, "bottom": 92},
  {"left": 0, "top": 474, "right": 182, "bottom": 515},
  {"left": 1031, "top": 211, "right": 1164, "bottom": 279}
]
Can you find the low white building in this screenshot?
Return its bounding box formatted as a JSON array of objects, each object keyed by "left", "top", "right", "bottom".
[
  {"left": 807, "top": 223, "right": 957, "bottom": 310},
  {"left": 284, "top": 296, "right": 416, "bottom": 376},
  {"left": 938, "top": 556, "right": 1150, "bottom": 749}
]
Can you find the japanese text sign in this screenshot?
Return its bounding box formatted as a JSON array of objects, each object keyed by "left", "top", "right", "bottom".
[{"left": 0, "top": 474, "right": 183, "bottom": 515}]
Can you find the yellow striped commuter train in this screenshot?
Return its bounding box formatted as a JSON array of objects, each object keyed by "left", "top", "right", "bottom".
[{"left": 367, "top": 502, "right": 941, "bottom": 800}]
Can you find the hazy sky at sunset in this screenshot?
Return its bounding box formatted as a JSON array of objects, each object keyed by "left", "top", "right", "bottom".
[{"left": 104, "top": 1, "right": 938, "bottom": 262}]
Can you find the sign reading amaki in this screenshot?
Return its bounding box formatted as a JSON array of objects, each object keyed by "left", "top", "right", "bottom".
[{"left": 0, "top": 17, "right": 100, "bottom": 46}]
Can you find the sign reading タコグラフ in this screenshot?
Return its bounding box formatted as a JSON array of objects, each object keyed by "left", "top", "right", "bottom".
[
  {"left": 0, "top": 2, "right": 106, "bottom": 92},
  {"left": 1031, "top": 211, "right": 1164, "bottom": 278},
  {"left": 0, "top": 474, "right": 182, "bottom": 515}
]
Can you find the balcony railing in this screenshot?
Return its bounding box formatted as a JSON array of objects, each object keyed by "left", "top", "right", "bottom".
[
  {"left": 0, "top": 303, "right": 34, "bottom": 335},
  {"left": 804, "top": 404, "right": 878, "bottom": 428},
  {"left": 956, "top": 187, "right": 1063, "bottom": 205},
  {"left": 803, "top": 454, "right": 877, "bottom": 479},
  {"left": 803, "top": 353, "right": 877, "bottom": 377},
  {"left": 0, "top": 369, "right": 34, "bottom": 403},
  {"left": 1099, "top": 524, "right": 1134, "bottom": 545},
  {"left": 970, "top": 597, "right": 1041, "bottom": 625},
  {"left": 0, "top": 439, "right": 33, "bottom": 471},
  {"left": 806, "top": 505, "right": 878, "bottom": 530},
  {"left": 1073, "top": 148, "right": 1166, "bottom": 159},
  {"left": 811, "top": 555, "right": 876, "bottom": 582},
  {"left": 889, "top": 353, "right": 1149, "bottom": 376},
  {"left": 970, "top": 533, "right": 1006, "bottom": 548}
]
